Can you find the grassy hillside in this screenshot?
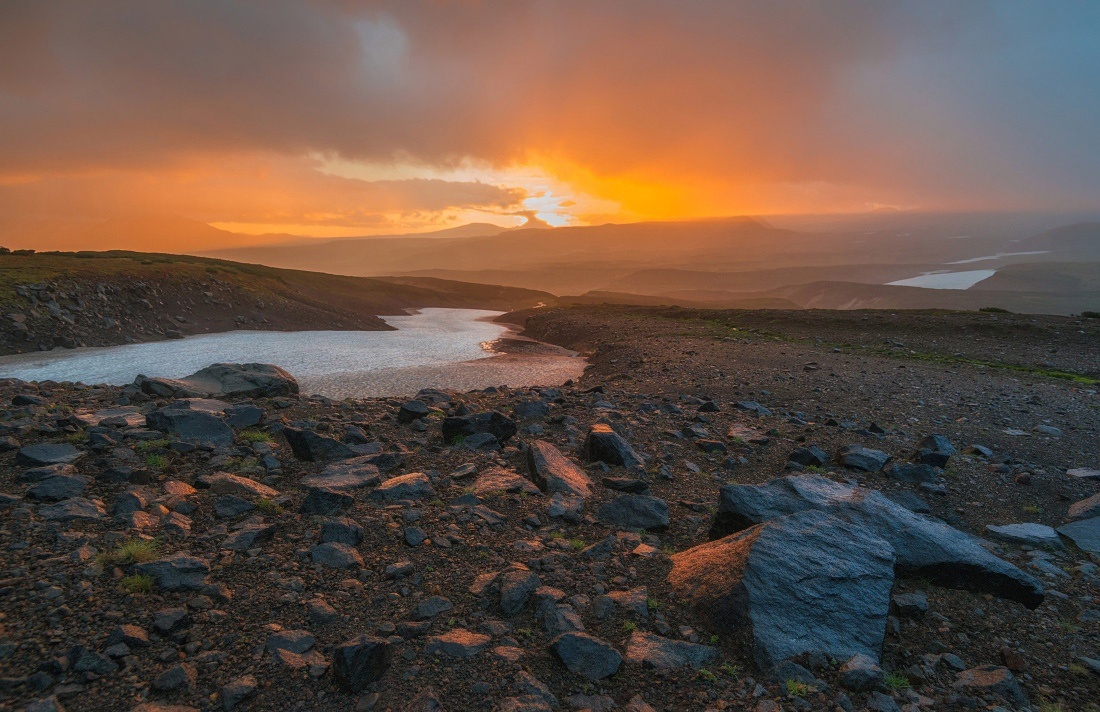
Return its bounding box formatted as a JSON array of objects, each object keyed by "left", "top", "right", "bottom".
[{"left": 0, "top": 250, "right": 554, "bottom": 355}]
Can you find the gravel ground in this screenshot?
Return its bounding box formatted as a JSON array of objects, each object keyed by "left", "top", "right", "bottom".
[{"left": 0, "top": 304, "right": 1097, "bottom": 712}]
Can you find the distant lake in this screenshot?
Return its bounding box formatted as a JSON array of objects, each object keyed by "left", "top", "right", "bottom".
[
  {"left": 886, "top": 269, "right": 997, "bottom": 290},
  {"left": 0, "top": 308, "right": 586, "bottom": 398}
]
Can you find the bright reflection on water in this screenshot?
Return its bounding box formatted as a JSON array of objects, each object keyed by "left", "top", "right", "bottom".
[{"left": 0, "top": 308, "right": 585, "bottom": 398}]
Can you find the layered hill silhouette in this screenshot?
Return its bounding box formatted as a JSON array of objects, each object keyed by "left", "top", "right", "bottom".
[{"left": 204, "top": 214, "right": 1100, "bottom": 315}]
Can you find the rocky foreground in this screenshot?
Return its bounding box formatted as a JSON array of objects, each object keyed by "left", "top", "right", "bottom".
[{"left": 1, "top": 306, "right": 1099, "bottom": 712}]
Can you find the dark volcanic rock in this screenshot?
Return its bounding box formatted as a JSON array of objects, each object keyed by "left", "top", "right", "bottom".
[
  {"left": 16, "top": 443, "right": 83, "bottom": 467},
  {"left": 134, "top": 554, "right": 210, "bottom": 591},
  {"left": 321, "top": 517, "right": 364, "bottom": 546},
  {"left": 624, "top": 632, "right": 718, "bottom": 670},
  {"left": 671, "top": 509, "right": 895, "bottom": 668},
  {"left": 597, "top": 494, "right": 669, "bottom": 531},
  {"left": 953, "top": 665, "right": 1029, "bottom": 709},
  {"left": 283, "top": 427, "right": 356, "bottom": 462},
  {"left": 884, "top": 462, "right": 938, "bottom": 484},
  {"left": 442, "top": 411, "right": 518, "bottom": 444},
  {"left": 837, "top": 444, "right": 891, "bottom": 472},
  {"left": 146, "top": 405, "right": 233, "bottom": 447},
  {"left": 550, "top": 632, "right": 622, "bottom": 680},
  {"left": 27, "top": 473, "right": 88, "bottom": 501},
  {"left": 370, "top": 472, "right": 436, "bottom": 502},
  {"left": 582, "top": 424, "right": 644, "bottom": 469},
  {"left": 709, "top": 474, "right": 1044, "bottom": 608},
  {"left": 300, "top": 485, "right": 355, "bottom": 515},
  {"left": 789, "top": 446, "right": 828, "bottom": 467},
  {"left": 139, "top": 363, "right": 298, "bottom": 399},
  {"left": 916, "top": 434, "right": 956, "bottom": 467},
  {"left": 398, "top": 400, "right": 430, "bottom": 424},
  {"left": 526, "top": 440, "right": 592, "bottom": 498},
  {"left": 332, "top": 635, "right": 393, "bottom": 693}
]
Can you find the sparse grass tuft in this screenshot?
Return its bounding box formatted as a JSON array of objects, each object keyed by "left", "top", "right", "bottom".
[
  {"left": 237, "top": 429, "right": 272, "bottom": 444},
  {"left": 135, "top": 438, "right": 170, "bottom": 452},
  {"left": 144, "top": 454, "right": 168, "bottom": 471},
  {"left": 697, "top": 669, "right": 717, "bottom": 682},
  {"left": 785, "top": 679, "right": 811, "bottom": 697},
  {"left": 720, "top": 662, "right": 742, "bottom": 678},
  {"left": 646, "top": 596, "right": 661, "bottom": 612},
  {"left": 622, "top": 621, "right": 637, "bottom": 632},
  {"left": 120, "top": 574, "right": 155, "bottom": 594},
  {"left": 884, "top": 672, "right": 911, "bottom": 690},
  {"left": 255, "top": 498, "right": 283, "bottom": 515},
  {"left": 569, "top": 538, "right": 586, "bottom": 551},
  {"left": 64, "top": 430, "right": 88, "bottom": 444},
  {"left": 100, "top": 538, "right": 158, "bottom": 565}
]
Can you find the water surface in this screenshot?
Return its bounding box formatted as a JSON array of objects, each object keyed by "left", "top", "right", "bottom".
[
  {"left": 886, "top": 269, "right": 997, "bottom": 290},
  {"left": 0, "top": 308, "right": 585, "bottom": 398}
]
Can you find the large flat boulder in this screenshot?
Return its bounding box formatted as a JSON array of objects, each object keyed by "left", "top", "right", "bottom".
[
  {"left": 527, "top": 441, "right": 592, "bottom": 498},
  {"left": 137, "top": 363, "right": 298, "bottom": 399},
  {"left": 709, "top": 474, "right": 1044, "bottom": 609},
  {"left": 670, "top": 510, "right": 895, "bottom": 668},
  {"left": 16, "top": 443, "right": 83, "bottom": 467}
]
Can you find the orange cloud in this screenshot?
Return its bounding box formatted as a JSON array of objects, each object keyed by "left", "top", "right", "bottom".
[{"left": 0, "top": 0, "right": 1097, "bottom": 247}]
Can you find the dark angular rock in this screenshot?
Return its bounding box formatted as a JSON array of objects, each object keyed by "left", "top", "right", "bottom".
[
  {"left": 515, "top": 400, "right": 551, "bottom": 419},
  {"left": 311, "top": 542, "right": 363, "bottom": 568},
  {"left": 953, "top": 666, "right": 1029, "bottom": 709},
  {"left": 442, "top": 411, "right": 517, "bottom": 444},
  {"left": 146, "top": 407, "right": 233, "bottom": 447},
  {"left": 321, "top": 517, "right": 364, "bottom": 546},
  {"left": 221, "top": 523, "right": 276, "bottom": 552},
  {"left": 884, "top": 463, "right": 938, "bottom": 484},
  {"left": 582, "top": 424, "right": 644, "bottom": 469},
  {"left": 527, "top": 440, "right": 592, "bottom": 498},
  {"left": 134, "top": 554, "right": 210, "bottom": 591},
  {"left": 266, "top": 629, "right": 315, "bottom": 654},
  {"left": 709, "top": 474, "right": 1044, "bottom": 608},
  {"left": 283, "top": 427, "right": 356, "bottom": 462},
  {"left": 414, "top": 595, "right": 454, "bottom": 620},
  {"left": 107, "top": 624, "right": 150, "bottom": 648},
  {"left": 220, "top": 674, "right": 258, "bottom": 710},
  {"left": 624, "top": 631, "right": 718, "bottom": 669},
  {"left": 27, "top": 473, "right": 88, "bottom": 501},
  {"left": 16, "top": 443, "right": 83, "bottom": 467},
  {"left": 225, "top": 405, "right": 263, "bottom": 428},
  {"left": 840, "top": 653, "right": 883, "bottom": 691},
  {"left": 152, "top": 663, "right": 196, "bottom": 691},
  {"left": 370, "top": 472, "right": 435, "bottom": 502},
  {"left": 792, "top": 444, "right": 827, "bottom": 468},
  {"left": 601, "top": 477, "right": 650, "bottom": 493},
  {"left": 426, "top": 629, "right": 491, "bottom": 658},
  {"left": 214, "top": 495, "right": 255, "bottom": 518},
  {"left": 550, "top": 632, "right": 622, "bottom": 680},
  {"left": 39, "top": 497, "right": 106, "bottom": 521},
  {"left": 837, "top": 445, "right": 891, "bottom": 472},
  {"left": 300, "top": 486, "right": 355, "bottom": 515},
  {"left": 332, "top": 635, "right": 393, "bottom": 692},
  {"left": 597, "top": 495, "right": 669, "bottom": 531},
  {"left": 672, "top": 509, "right": 895, "bottom": 668},
  {"left": 398, "top": 400, "right": 431, "bottom": 423},
  {"left": 500, "top": 563, "right": 541, "bottom": 615},
  {"left": 139, "top": 363, "right": 298, "bottom": 399}
]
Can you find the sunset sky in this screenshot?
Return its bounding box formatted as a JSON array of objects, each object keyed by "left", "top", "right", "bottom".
[{"left": 2, "top": 1, "right": 1099, "bottom": 247}]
